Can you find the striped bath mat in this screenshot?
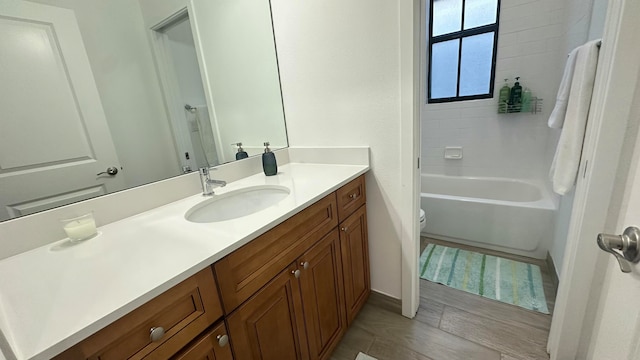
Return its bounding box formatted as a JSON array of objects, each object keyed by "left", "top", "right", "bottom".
[{"left": 420, "top": 244, "right": 549, "bottom": 314}]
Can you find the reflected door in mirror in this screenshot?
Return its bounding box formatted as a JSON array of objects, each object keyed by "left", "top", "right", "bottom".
[{"left": 0, "top": 2, "right": 125, "bottom": 221}]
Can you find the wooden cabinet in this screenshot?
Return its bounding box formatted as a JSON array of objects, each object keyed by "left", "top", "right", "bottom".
[
  {"left": 339, "top": 205, "right": 370, "bottom": 325},
  {"left": 226, "top": 265, "right": 309, "bottom": 360},
  {"left": 55, "top": 267, "right": 223, "bottom": 360},
  {"left": 55, "top": 175, "right": 370, "bottom": 360},
  {"left": 226, "top": 227, "right": 356, "bottom": 360},
  {"left": 223, "top": 176, "right": 369, "bottom": 360},
  {"left": 172, "top": 322, "right": 233, "bottom": 360},
  {"left": 214, "top": 193, "right": 338, "bottom": 313},
  {"left": 298, "top": 229, "right": 346, "bottom": 360}
]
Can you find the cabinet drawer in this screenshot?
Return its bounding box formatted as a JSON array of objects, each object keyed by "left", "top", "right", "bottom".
[
  {"left": 171, "top": 322, "right": 233, "bottom": 360},
  {"left": 214, "top": 193, "right": 338, "bottom": 313},
  {"left": 54, "top": 267, "right": 223, "bottom": 360},
  {"left": 336, "top": 175, "right": 366, "bottom": 222}
]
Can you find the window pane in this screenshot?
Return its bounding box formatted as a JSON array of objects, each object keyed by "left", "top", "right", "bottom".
[
  {"left": 464, "top": 0, "right": 498, "bottom": 30},
  {"left": 432, "top": 0, "right": 462, "bottom": 36},
  {"left": 459, "top": 32, "right": 494, "bottom": 96},
  {"left": 430, "top": 39, "right": 460, "bottom": 99}
]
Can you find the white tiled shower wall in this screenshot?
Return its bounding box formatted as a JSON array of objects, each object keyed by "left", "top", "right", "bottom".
[
  {"left": 421, "top": 0, "right": 606, "bottom": 276},
  {"left": 421, "top": 0, "right": 569, "bottom": 180}
]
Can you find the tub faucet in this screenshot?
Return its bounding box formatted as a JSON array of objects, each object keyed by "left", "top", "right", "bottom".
[{"left": 199, "top": 167, "right": 226, "bottom": 196}]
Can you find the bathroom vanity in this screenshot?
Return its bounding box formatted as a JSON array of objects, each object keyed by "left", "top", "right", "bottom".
[{"left": 0, "top": 163, "right": 370, "bottom": 360}]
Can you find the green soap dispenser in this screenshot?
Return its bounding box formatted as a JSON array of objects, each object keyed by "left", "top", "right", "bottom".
[
  {"left": 262, "top": 142, "right": 278, "bottom": 176},
  {"left": 232, "top": 142, "right": 249, "bottom": 160},
  {"left": 521, "top": 88, "right": 532, "bottom": 113},
  {"left": 498, "top": 79, "right": 510, "bottom": 114},
  {"left": 509, "top": 77, "right": 523, "bottom": 112}
]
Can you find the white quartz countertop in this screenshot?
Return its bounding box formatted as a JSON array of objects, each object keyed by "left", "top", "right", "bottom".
[{"left": 0, "top": 163, "right": 368, "bottom": 360}]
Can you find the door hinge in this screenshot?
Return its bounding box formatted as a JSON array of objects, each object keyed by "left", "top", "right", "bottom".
[
  {"left": 583, "top": 160, "right": 589, "bottom": 178},
  {"left": 417, "top": 157, "right": 420, "bottom": 169}
]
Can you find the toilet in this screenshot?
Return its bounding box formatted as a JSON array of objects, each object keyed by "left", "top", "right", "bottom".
[{"left": 419, "top": 209, "right": 426, "bottom": 232}]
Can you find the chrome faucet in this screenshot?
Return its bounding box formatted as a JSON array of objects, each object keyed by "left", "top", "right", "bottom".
[{"left": 199, "top": 167, "right": 226, "bottom": 196}]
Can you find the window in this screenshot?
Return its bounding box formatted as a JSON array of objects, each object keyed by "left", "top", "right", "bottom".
[{"left": 428, "top": 0, "right": 500, "bottom": 103}]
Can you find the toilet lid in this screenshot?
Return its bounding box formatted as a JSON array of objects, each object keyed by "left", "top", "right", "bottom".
[{"left": 420, "top": 209, "right": 426, "bottom": 221}]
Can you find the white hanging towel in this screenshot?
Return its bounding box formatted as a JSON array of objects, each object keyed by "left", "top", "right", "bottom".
[
  {"left": 549, "top": 40, "right": 601, "bottom": 195},
  {"left": 548, "top": 47, "right": 579, "bottom": 128}
]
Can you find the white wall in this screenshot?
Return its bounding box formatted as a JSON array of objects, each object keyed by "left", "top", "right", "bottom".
[
  {"left": 421, "top": 0, "right": 566, "bottom": 179},
  {"left": 28, "top": 0, "right": 181, "bottom": 188},
  {"left": 271, "top": 0, "right": 405, "bottom": 298},
  {"left": 190, "top": 0, "right": 287, "bottom": 162},
  {"left": 138, "top": 0, "right": 288, "bottom": 164}
]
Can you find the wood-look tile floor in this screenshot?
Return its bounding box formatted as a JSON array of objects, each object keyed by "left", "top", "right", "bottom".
[{"left": 330, "top": 238, "right": 557, "bottom": 360}]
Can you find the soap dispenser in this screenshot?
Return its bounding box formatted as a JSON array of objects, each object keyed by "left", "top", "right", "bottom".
[
  {"left": 498, "top": 79, "right": 510, "bottom": 114},
  {"left": 509, "top": 77, "right": 523, "bottom": 112},
  {"left": 232, "top": 142, "right": 249, "bottom": 160},
  {"left": 521, "top": 88, "right": 532, "bottom": 113},
  {"left": 262, "top": 142, "right": 278, "bottom": 176}
]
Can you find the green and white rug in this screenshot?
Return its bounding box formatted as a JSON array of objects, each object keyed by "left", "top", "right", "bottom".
[{"left": 419, "top": 244, "right": 549, "bottom": 314}]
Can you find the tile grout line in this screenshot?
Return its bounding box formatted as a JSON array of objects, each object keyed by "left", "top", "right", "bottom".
[{"left": 419, "top": 284, "right": 553, "bottom": 332}]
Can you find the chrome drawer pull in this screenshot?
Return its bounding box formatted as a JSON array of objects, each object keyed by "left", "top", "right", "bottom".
[
  {"left": 217, "top": 334, "right": 229, "bottom": 347},
  {"left": 292, "top": 269, "right": 301, "bottom": 278},
  {"left": 149, "top": 326, "right": 165, "bottom": 342}
]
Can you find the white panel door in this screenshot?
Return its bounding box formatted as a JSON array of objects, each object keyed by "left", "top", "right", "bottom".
[
  {"left": 554, "top": 0, "right": 640, "bottom": 358},
  {"left": 0, "top": 1, "right": 125, "bottom": 221}
]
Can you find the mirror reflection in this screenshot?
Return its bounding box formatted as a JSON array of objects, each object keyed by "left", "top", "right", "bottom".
[{"left": 0, "top": 0, "right": 288, "bottom": 222}]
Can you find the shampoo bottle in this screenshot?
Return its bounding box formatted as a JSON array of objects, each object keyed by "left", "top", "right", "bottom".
[
  {"left": 498, "top": 79, "right": 510, "bottom": 114},
  {"left": 262, "top": 142, "right": 277, "bottom": 176},
  {"left": 232, "top": 142, "right": 249, "bottom": 160},
  {"left": 509, "top": 77, "right": 523, "bottom": 112}
]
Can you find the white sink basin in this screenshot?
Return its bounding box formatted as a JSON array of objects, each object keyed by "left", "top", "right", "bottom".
[{"left": 185, "top": 185, "right": 290, "bottom": 223}]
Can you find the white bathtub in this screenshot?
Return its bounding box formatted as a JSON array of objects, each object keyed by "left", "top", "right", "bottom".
[{"left": 420, "top": 174, "right": 557, "bottom": 259}]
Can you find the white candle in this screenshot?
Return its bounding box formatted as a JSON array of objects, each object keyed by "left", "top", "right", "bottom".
[{"left": 63, "top": 215, "right": 97, "bottom": 241}]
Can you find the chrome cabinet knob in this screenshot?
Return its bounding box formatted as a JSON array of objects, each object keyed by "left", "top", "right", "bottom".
[
  {"left": 292, "top": 269, "right": 301, "bottom": 278},
  {"left": 301, "top": 261, "right": 309, "bottom": 270},
  {"left": 149, "top": 326, "right": 165, "bottom": 342},
  {"left": 349, "top": 193, "right": 358, "bottom": 199},
  {"left": 341, "top": 226, "right": 349, "bottom": 232},
  {"left": 217, "top": 334, "right": 229, "bottom": 347},
  {"left": 97, "top": 166, "right": 118, "bottom": 176}
]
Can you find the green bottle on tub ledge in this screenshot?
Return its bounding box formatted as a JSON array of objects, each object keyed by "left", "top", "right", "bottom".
[
  {"left": 262, "top": 142, "right": 278, "bottom": 176},
  {"left": 498, "top": 78, "right": 510, "bottom": 113}
]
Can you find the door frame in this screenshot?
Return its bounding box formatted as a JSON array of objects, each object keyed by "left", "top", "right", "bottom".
[
  {"left": 400, "top": 0, "right": 422, "bottom": 318},
  {"left": 147, "top": 7, "right": 226, "bottom": 169},
  {"left": 149, "top": 9, "right": 197, "bottom": 172},
  {"left": 547, "top": 0, "right": 640, "bottom": 358}
]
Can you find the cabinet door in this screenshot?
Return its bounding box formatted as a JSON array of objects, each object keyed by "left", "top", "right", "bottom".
[
  {"left": 298, "top": 229, "right": 346, "bottom": 360},
  {"left": 339, "top": 205, "right": 370, "bottom": 324},
  {"left": 227, "top": 264, "right": 309, "bottom": 360},
  {"left": 172, "top": 322, "right": 233, "bottom": 360}
]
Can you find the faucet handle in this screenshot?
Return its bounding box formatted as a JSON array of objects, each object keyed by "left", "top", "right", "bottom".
[{"left": 199, "top": 167, "right": 209, "bottom": 176}]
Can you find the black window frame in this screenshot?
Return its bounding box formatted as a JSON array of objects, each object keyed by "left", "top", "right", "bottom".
[{"left": 427, "top": 0, "right": 501, "bottom": 103}]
